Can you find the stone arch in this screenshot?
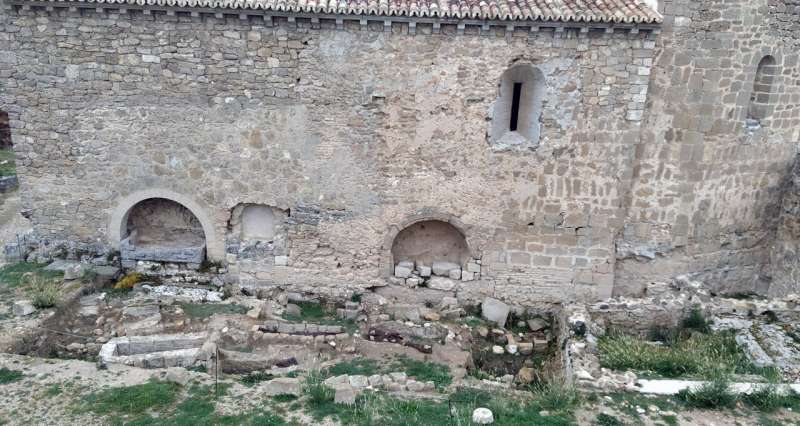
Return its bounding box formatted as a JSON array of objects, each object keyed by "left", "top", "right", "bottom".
[
  {"left": 109, "top": 188, "right": 224, "bottom": 262},
  {"left": 382, "top": 213, "right": 478, "bottom": 276},
  {"left": 489, "top": 63, "right": 546, "bottom": 148},
  {"left": 747, "top": 55, "right": 778, "bottom": 127}
]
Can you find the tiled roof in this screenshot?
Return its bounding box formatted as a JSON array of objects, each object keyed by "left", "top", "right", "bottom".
[{"left": 31, "top": 0, "right": 663, "bottom": 23}]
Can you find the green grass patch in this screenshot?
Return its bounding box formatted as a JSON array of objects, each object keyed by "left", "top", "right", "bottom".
[
  {"left": 599, "top": 330, "right": 771, "bottom": 380},
  {"left": 282, "top": 302, "right": 359, "bottom": 334},
  {"left": 179, "top": 303, "right": 248, "bottom": 319},
  {"left": 325, "top": 358, "right": 381, "bottom": 378},
  {"left": 391, "top": 356, "right": 452, "bottom": 392},
  {"left": 594, "top": 413, "right": 626, "bottom": 426},
  {"left": 302, "top": 373, "right": 338, "bottom": 421},
  {"left": 0, "top": 149, "right": 15, "bottom": 177},
  {"left": 0, "top": 367, "right": 23, "bottom": 384},
  {"left": 82, "top": 381, "right": 181, "bottom": 416},
  {"left": 529, "top": 379, "right": 581, "bottom": 412},
  {"left": 0, "top": 262, "right": 61, "bottom": 288},
  {"left": 239, "top": 372, "right": 274, "bottom": 387},
  {"left": 44, "top": 383, "right": 63, "bottom": 397}
]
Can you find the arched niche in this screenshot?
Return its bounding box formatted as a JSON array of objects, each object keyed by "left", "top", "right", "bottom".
[
  {"left": 747, "top": 55, "right": 778, "bottom": 128},
  {"left": 490, "top": 64, "right": 546, "bottom": 148}
]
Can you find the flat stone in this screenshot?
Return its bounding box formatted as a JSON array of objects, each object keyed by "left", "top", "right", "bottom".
[
  {"left": 432, "top": 261, "right": 460, "bottom": 276},
  {"left": 481, "top": 297, "right": 510, "bottom": 328},
  {"left": 448, "top": 269, "right": 462, "bottom": 280},
  {"left": 368, "top": 374, "right": 383, "bottom": 387},
  {"left": 349, "top": 375, "right": 369, "bottom": 389},
  {"left": 263, "top": 377, "right": 302, "bottom": 396},
  {"left": 394, "top": 264, "right": 413, "bottom": 279},
  {"left": 13, "top": 300, "right": 36, "bottom": 316},
  {"left": 165, "top": 367, "right": 191, "bottom": 386},
  {"left": 427, "top": 276, "right": 457, "bottom": 291},
  {"left": 417, "top": 264, "right": 431, "bottom": 277},
  {"left": 334, "top": 384, "right": 357, "bottom": 405}
]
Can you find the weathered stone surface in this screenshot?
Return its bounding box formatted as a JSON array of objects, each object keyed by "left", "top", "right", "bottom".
[
  {"left": 13, "top": 300, "right": 36, "bottom": 316},
  {"left": 165, "top": 367, "right": 192, "bottom": 386},
  {"left": 432, "top": 262, "right": 460, "bottom": 277},
  {"left": 481, "top": 298, "right": 510, "bottom": 328},
  {"left": 334, "top": 384, "right": 357, "bottom": 405},
  {"left": 427, "top": 277, "right": 457, "bottom": 291},
  {"left": 263, "top": 377, "right": 302, "bottom": 396},
  {"left": 472, "top": 408, "right": 494, "bottom": 424}
]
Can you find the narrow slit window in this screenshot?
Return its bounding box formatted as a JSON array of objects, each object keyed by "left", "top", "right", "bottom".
[{"left": 509, "top": 82, "right": 523, "bottom": 132}]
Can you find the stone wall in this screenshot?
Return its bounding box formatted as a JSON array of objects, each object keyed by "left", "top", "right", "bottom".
[
  {"left": 2, "top": 0, "right": 799, "bottom": 305},
  {"left": 0, "top": 4, "right": 657, "bottom": 303},
  {"left": 617, "top": 0, "right": 800, "bottom": 297}
]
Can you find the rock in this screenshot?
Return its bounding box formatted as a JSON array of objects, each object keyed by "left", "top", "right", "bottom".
[
  {"left": 247, "top": 306, "right": 263, "bottom": 319},
  {"left": 492, "top": 345, "right": 504, "bottom": 354},
  {"left": 527, "top": 318, "right": 548, "bottom": 332},
  {"left": 63, "top": 263, "right": 83, "bottom": 280},
  {"left": 285, "top": 303, "right": 301, "bottom": 317},
  {"left": 334, "top": 384, "right": 358, "bottom": 405},
  {"left": 466, "top": 262, "right": 481, "bottom": 273},
  {"left": 406, "top": 380, "right": 426, "bottom": 392},
  {"left": 481, "top": 297, "right": 510, "bottom": 328},
  {"left": 472, "top": 407, "right": 494, "bottom": 424},
  {"left": 406, "top": 277, "right": 421, "bottom": 288},
  {"left": 13, "top": 300, "right": 36, "bottom": 316},
  {"left": 66, "top": 342, "right": 85, "bottom": 352},
  {"left": 394, "top": 263, "right": 413, "bottom": 278},
  {"left": 417, "top": 264, "right": 431, "bottom": 277},
  {"left": 461, "top": 271, "right": 474, "bottom": 282},
  {"left": 517, "top": 367, "right": 535, "bottom": 384},
  {"left": 263, "top": 377, "right": 302, "bottom": 396},
  {"left": 432, "top": 261, "right": 460, "bottom": 277},
  {"left": 422, "top": 311, "right": 441, "bottom": 321},
  {"left": 440, "top": 297, "right": 458, "bottom": 308},
  {"left": 323, "top": 375, "right": 350, "bottom": 387},
  {"left": 518, "top": 342, "right": 533, "bottom": 355},
  {"left": 575, "top": 370, "right": 594, "bottom": 381},
  {"left": 476, "top": 326, "right": 489, "bottom": 337},
  {"left": 389, "top": 372, "right": 407, "bottom": 383},
  {"left": 427, "top": 277, "right": 457, "bottom": 291},
  {"left": 274, "top": 255, "right": 289, "bottom": 266},
  {"left": 165, "top": 367, "right": 191, "bottom": 386},
  {"left": 448, "top": 268, "right": 462, "bottom": 280},
  {"left": 349, "top": 375, "right": 369, "bottom": 388},
  {"left": 368, "top": 374, "right": 383, "bottom": 387},
  {"left": 505, "top": 344, "right": 518, "bottom": 354}
]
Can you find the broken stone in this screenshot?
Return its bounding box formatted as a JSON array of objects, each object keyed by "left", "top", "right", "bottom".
[
  {"left": 285, "top": 303, "right": 301, "bottom": 317},
  {"left": 472, "top": 408, "right": 494, "bottom": 424},
  {"left": 448, "top": 268, "right": 462, "bottom": 280},
  {"left": 368, "top": 374, "right": 383, "bottom": 387},
  {"left": 440, "top": 297, "right": 458, "bottom": 308},
  {"left": 165, "top": 367, "right": 191, "bottom": 386},
  {"left": 417, "top": 263, "right": 431, "bottom": 277},
  {"left": 394, "top": 263, "right": 413, "bottom": 279},
  {"left": 334, "top": 384, "right": 357, "bottom": 405},
  {"left": 406, "top": 380, "right": 425, "bottom": 392},
  {"left": 13, "top": 300, "right": 36, "bottom": 316},
  {"left": 492, "top": 345, "right": 504, "bottom": 354},
  {"left": 527, "top": 318, "right": 548, "bottom": 331},
  {"left": 518, "top": 342, "right": 533, "bottom": 355},
  {"left": 481, "top": 298, "right": 510, "bottom": 328},
  {"left": 422, "top": 311, "right": 441, "bottom": 322},
  {"left": 432, "top": 261, "right": 460, "bottom": 277},
  {"left": 427, "top": 276, "right": 457, "bottom": 291},
  {"left": 461, "top": 271, "right": 474, "bottom": 282},
  {"left": 263, "top": 377, "right": 302, "bottom": 396},
  {"left": 406, "top": 277, "right": 421, "bottom": 288},
  {"left": 349, "top": 375, "right": 369, "bottom": 389}
]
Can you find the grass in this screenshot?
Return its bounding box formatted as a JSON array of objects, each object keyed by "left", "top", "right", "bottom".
[
  {"left": 302, "top": 373, "right": 338, "bottom": 421},
  {"left": 599, "top": 330, "right": 773, "bottom": 380},
  {"left": 240, "top": 372, "right": 274, "bottom": 387},
  {"left": 529, "top": 378, "right": 581, "bottom": 412},
  {"left": 0, "top": 367, "right": 23, "bottom": 384},
  {"left": 325, "top": 358, "right": 380, "bottom": 377},
  {"left": 390, "top": 356, "right": 452, "bottom": 392},
  {"left": 82, "top": 381, "right": 181, "bottom": 415},
  {"left": 594, "top": 413, "right": 626, "bottom": 426},
  {"left": 25, "top": 272, "right": 62, "bottom": 309},
  {"left": 677, "top": 371, "right": 737, "bottom": 409},
  {"left": 0, "top": 262, "right": 61, "bottom": 288},
  {"left": 741, "top": 384, "right": 800, "bottom": 412},
  {"left": 179, "top": 303, "right": 248, "bottom": 319},
  {"left": 282, "top": 301, "right": 359, "bottom": 334},
  {"left": 0, "top": 148, "right": 15, "bottom": 177}
]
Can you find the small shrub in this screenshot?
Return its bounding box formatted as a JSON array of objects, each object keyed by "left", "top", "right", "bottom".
[
  {"left": 594, "top": 413, "right": 626, "bottom": 426},
  {"left": 681, "top": 305, "right": 710, "bottom": 333},
  {"left": 742, "top": 384, "right": 797, "bottom": 412},
  {"left": 114, "top": 272, "right": 142, "bottom": 290},
  {"left": 24, "top": 272, "right": 62, "bottom": 309},
  {"left": 530, "top": 378, "right": 581, "bottom": 412},
  {"left": 0, "top": 263, "right": 60, "bottom": 288},
  {"left": 677, "top": 372, "right": 737, "bottom": 409},
  {"left": 302, "top": 373, "right": 337, "bottom": 420},
  {"left": 0, "top": 368, "right": 23, "bottom": 384},
  {"left": 240, "top": 371, "right": 274, "bottom": 387}
]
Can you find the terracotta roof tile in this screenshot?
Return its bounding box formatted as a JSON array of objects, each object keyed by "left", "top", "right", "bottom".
[{"left": 34, "top": 0, "right": 662, "bottom": 23}]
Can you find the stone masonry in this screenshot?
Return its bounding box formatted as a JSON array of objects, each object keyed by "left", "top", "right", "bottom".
[{"left": 0, "top": 0, "right": 799, "bottom": 306}]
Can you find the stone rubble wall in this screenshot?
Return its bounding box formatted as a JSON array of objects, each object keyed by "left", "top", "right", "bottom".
[{"left": 0, "top": 4, "right": 657, "bottom": 304}]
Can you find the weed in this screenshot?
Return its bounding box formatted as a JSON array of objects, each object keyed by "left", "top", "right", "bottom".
[
  {"left": 677, "top": 371, "right": 737, "bottom": 409},
  {"left": 529, "top": 378, "right": 581, "bottom": 412},
  {"left": 283, "top": 301, "right": 326, "bottom": 322},
  {"left": 114, "top": 272, "right": 142, "bottom": 290},
  {"left": 0, "top": 368, "right": 23, "bottom": 384},
  {"left": 240, "top": 372, "right": 274, "bottom": 387},
  {"left": 179, "top": 303, "right": 248, "bottom": 319},
  {"left": 391, "top": 356, "right": 452, "bottom": 391},
  {"left": 24, "top": 272, "right": 62, "bottom": 309},
  {"left": 742, "top": 384, "right": 800, "bottom": 412},
  {"left": 325, "top": 358, "right": 380, "bottom": 378},
  {"left": 44, "top": 383, "right": 62, "bottom": 397},
  {"left": 0, "top": 262, "right": 61, "bottom": 288},
  {"left": 302, "top": 373, "right": 337, "bottom": 420},
  {"left": 82, "top": 380, "right": 181, "bottom": 415},
  {"left": 681, "top": 305, "right": 710, "bottom": 333},
  {"left": 272, "top": 394, "right": 297, "bottom": 403},
  {"left": 0, "top": 148, "right": 16, "bottom": 177},
  {"left": 594, "top": 413, "right": 626, "bottom": 426}
]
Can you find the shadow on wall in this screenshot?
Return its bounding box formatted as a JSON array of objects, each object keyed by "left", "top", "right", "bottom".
[
  {"left": 391, "top": 220, "right": 470, "bottom": 267},
  {"left": 121, "top": 198, "right": 207, "bottom": 266}
]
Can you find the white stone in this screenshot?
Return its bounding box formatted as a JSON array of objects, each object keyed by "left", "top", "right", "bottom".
[
  {"left": 417, "top": 264, "right": 431, "bottom": 277},
  {"left": 274, "top": 255, "right": 288, "bottom": 266},
  {"left": 466, "top": 262, "right": 481, "bottom": 273},
  {"left": 349, "top": 375, "right": 369, "bottom": 388},
  {"left": 406, "top": 277, "right": 421, "bottom": 288},
  {"left": 394, "top": 263, "right": 413, "bottom": 278},
  {"left": 481, "top": 297, "right": 510, "bottom": 328},
  {"left": 432, "top": 261, "right": 460, "bottom": 276},
  {"left": 165, "top": 367, "right": 191, "bottom": 386},
  {"left": 13, "top": 300, "right": 36, "bottom": 316},
  {"left": 461, "top": 271, "right": 474, "bottom": 282},
  {"left": 263, "top": 377, "right": 302, "bottom": 396},
  {"left": 492, "top": 345, "right": 504, "bottom": 354},
  {"left": 472, "top": 408, "right": 494, "bottom": 424},
  {"left": 448, "top": 268, "right": 462, "bottom": 280},
  {"left": 505, "top": 344, "right": 518, "bottom": 354},
  {"left": 427, "top": 276, "right": 457, "bottom": 291},
  {"left": 141, "top": 54, "right": 161, "bottom": 63}
]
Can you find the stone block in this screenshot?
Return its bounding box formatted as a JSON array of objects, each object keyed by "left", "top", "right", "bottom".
[
  {"left": 427, "top": 277, "right": 457, "bottom": 291},
  {"left": 274, "top": 255, "right": 289, "bottom": 266},
  {"left": 417, "top": 264, "right": 431, "bottom": 277},
  {"left": 448, "top": 268, "right": 462, "bottom": 280},
  {"left": 334, "top": 384, "right": 357, "bottom": 405},
  {"left": 394, "top": 263, "right": 413, "bottom": 278},
  {"left": 406, "top": 277, "right": 421, "bottom": 288},
  {"left": 466, "top": 262, "right": 481, "bottom": 273},
  {"left": 13, "top": 300, "right": 35, "bottom": 316},
  {"left": 263, "top": 377, "right": 302, "bottom": 396},
  {"left": 461, "top": 271, "right": 474, "bottom": 282},
  {"left": 349, "top": 375, "right": 369, "bottom": 388},
  {"left": 481, "top": 297, "right": 510, "bottom": 328},
  {"left": 432, "top": 261, "right": 460, "bottom": 276}
]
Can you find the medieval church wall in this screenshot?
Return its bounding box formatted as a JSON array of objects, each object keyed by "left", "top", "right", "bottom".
[
  {"left": 618, "top": 0, "right": 800, "bottom": 297},
  {"left": 0, "top": 3, "right": 658, "bottom": 303}
]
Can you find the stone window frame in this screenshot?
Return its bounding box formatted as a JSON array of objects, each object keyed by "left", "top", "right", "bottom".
[
  {"left": 489, "top": 63, "right": 547, "bottom": 150},
  {"left": 746, "top": 54, "right": 779, "bottom": 130}
]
